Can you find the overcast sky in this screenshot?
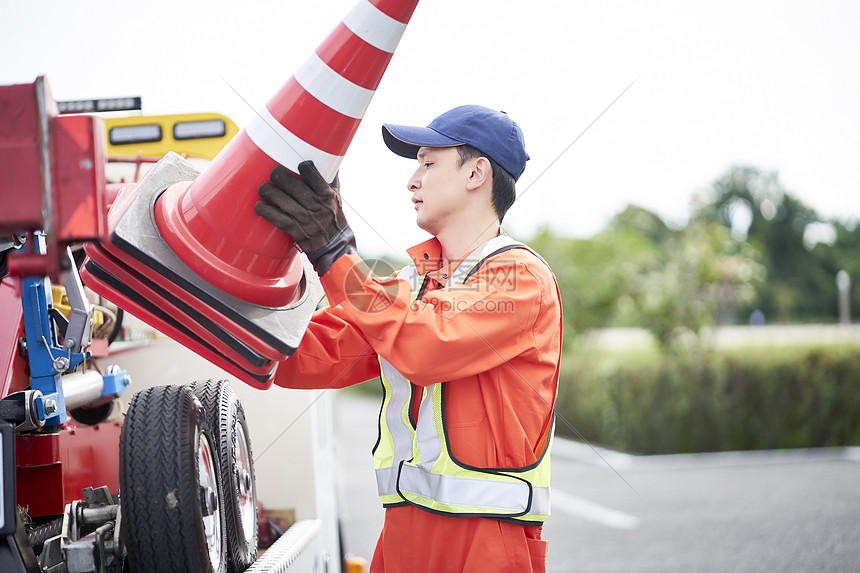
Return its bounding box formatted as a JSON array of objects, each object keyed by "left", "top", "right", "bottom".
[{"left": 2, "top": 0, "right": 858, "bottom": 257}]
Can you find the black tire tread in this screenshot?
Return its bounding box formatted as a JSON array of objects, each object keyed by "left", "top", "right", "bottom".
[
  {"left": 191, "top": 380, "right": 258, "bottom": 572},
  {"left": 120, "top": 385, "right": 224, "bottom": 573}
]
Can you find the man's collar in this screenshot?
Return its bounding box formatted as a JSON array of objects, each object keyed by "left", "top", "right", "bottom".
[
  {"left": 405, "top": 228, "right": 504, "bottom": 287},
  {"left": 406, "top": 237, "right": 444, "bottom": 276}
]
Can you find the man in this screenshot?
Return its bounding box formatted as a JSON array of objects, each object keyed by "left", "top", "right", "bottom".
[{"left": 256, "top": 105, "right": 563, "bottom": 573}]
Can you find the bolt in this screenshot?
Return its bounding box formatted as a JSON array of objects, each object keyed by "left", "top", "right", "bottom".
[
  {"left": 44, "top": 399, "right": 58, "bottom": 417},
  {"left": 53, "top": 356, "right": 70, "bottom": 372},
  {"left": 200, "top": 486, "right": 218, "bottom": 516},
  {"left": 236, "top": 470, "right": 252, "bottom": 495}
]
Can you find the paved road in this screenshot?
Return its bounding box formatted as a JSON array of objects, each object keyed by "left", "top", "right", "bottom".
[{"left": 333, "top": 392, "right": 860, "bottom": 572}]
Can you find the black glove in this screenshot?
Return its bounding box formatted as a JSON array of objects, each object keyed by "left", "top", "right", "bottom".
[{"left": 256, "top": 161, "right": 356, "bottom": 276}]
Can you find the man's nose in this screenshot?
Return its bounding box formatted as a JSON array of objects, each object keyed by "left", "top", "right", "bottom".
[{"left": 408, "top": 171, "right": 421, "bottom": 191}]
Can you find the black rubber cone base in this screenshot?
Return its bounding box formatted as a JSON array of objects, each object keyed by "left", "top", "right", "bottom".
[
  {"left": 81, "top": 257, "right": 275, "bottom": 387},
  {"left": 83, "top": 242, "right": 271, "bottom": 371}
]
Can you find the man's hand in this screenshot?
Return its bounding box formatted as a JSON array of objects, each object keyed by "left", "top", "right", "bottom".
[{"left": 256, "top": 161, "right": 356, "bottom": 276}]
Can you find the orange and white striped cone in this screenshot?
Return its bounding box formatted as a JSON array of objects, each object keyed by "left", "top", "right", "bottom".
[{"left": 154, "top": 0, "right": 421, "bottom": 308}]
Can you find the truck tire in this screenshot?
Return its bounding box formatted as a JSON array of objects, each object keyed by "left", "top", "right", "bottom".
[
  {"left": 191, "top": 380, "right": 259, "bottom": 573},
  {"left": 120, "top": 385, "right": 226, "bottom": 573}
]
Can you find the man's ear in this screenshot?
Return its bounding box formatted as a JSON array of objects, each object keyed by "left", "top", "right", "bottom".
[{"left": 466, "top": 156, "right": 492, "bottom": 191}]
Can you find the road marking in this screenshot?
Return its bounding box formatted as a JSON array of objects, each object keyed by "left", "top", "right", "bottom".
[
  {"left": 553, "top": 490, "right": 640, "bottom": 530},
  {"left": 553, "top": 437, "right": 860, "bottom": 471}
]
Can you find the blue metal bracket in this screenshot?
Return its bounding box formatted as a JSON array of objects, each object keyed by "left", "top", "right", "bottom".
[
  {"left": 100, "top": 368, "right": 131, "bottom": 397},
  {"left": 20, "top": 276, "right": 83, "bottom": 426},
  {"left": 19, "top": 239, "right": 90, "bottom": 427}
]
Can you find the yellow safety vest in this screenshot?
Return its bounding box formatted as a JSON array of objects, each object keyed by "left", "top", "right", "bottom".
[{"left": 373, "top": 234, "right": 554, "bottom": 524}]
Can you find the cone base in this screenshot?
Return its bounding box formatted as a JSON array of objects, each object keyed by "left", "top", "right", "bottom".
[
  {"left": 81, "top": 153, "right": 323, "bottom": 390},
  {"left": 84, "top": 242, "right": 272, "bottom": 372},
  {"left": 81, "top": 259, "right": 275, "bottom": 388},
  {"left": 93, "top": 234, "right": 287, "bottom": 361}
]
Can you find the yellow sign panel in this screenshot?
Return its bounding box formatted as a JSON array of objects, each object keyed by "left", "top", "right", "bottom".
[{"left": 102, "top": 112, "right": 239, "bottom": 161}]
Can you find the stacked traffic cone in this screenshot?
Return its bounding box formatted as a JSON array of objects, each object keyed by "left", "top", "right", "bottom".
[{"left": 82, "top": 0, "right": 421, "bottom": 389}]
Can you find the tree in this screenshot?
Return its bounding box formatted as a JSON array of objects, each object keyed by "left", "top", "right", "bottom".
[
  {"left": 695, "top": 165, "right": 838, "bottom": 322},
  {"left": 529, "top": 205, "right": 764, "bottom": 349},
  {"left": 529, "top": 226, "right": 652, "bottom": 339},
  {"left": 626, "top": 217, "right": 764, "bottom": 349}
]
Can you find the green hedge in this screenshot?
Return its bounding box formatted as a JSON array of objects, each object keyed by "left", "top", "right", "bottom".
[{"left": 556, "top": 344, "right": 860, "bottom": 455}]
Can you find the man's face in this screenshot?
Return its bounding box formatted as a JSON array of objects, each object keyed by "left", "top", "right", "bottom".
[{"left": 407, "top": 146, "right": 471, "bottom": 235}]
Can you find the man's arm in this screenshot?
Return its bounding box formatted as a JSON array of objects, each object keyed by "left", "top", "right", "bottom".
[{"left": 272, "top": 304, "right": 381, "bottom": 390}]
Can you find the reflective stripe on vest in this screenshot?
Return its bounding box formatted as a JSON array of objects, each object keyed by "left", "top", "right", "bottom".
[{"left": 373, "top": 234, "right": 555, "bottom": 523}]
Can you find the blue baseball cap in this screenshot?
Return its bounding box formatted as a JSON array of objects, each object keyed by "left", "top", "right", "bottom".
[{"left": 382, "top": 105, "right": 529, "bottom": 181}]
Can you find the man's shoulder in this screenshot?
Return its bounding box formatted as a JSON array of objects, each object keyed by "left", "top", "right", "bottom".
[
  {"left": 485, "top": 241, "right": 552, "bottom": 271},
  {"left": 479, "top": 243, "right": 557, "bottom": 291}
]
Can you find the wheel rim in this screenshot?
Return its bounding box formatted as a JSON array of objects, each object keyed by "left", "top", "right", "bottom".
[
  {"left": 235, "top": 423, "right": 257, "bottom": 541},
  {"left": 198, "top": 431, "right": 222, "bottom": 570}
]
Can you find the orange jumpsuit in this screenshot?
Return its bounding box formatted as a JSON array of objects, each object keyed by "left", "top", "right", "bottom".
[{"left": 274, "top": 236, "right": 563, "bottom": 573}]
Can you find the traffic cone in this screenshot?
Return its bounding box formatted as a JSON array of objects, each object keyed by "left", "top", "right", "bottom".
[
  {"left": 83, "top": 0, "right": 422, "bottom": 389},
  {"left": 155, "top": 0, "right": 420, "bottom": 308}
]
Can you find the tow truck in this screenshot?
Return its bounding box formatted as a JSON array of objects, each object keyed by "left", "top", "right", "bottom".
[{"left": 0, "top": 78, "right": 349, "bottom": 573}]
